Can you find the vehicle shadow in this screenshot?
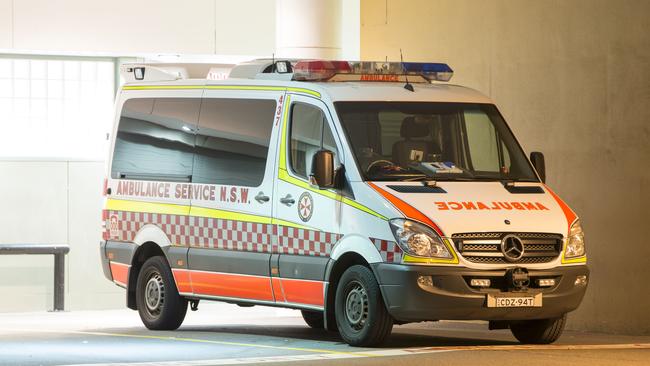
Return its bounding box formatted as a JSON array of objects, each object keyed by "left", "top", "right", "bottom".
[{"left": 170, "top": 324, "right": 518, "bottom": 349}]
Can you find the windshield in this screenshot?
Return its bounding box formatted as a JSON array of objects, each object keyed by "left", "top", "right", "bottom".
[{"left": 335, "top": 102, "right": 538, "bottom": 182}]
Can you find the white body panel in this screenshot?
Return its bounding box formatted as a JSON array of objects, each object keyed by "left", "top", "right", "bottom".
[
  {"left": 104, "top": 73, "right": 581, "bottom": 280},
  {"left": 371, "top": 181, "right": 568, "bottom": 235}
]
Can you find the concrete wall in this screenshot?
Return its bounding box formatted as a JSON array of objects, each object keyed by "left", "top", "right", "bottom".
[
  {"left": 0, "top": 0, "right": 360, "bottom": 313},
  {"left": 0, "top": 160, "right": 122, "bottom": 312},
  {"left": 0, "top": 0, "right": 275, "bottom": 55},
  {"left": 361, "top": 0, "right": 650, "bottom": 335},
  {"left": 0, "top": 0, "right": 360, "bottom": 59}
]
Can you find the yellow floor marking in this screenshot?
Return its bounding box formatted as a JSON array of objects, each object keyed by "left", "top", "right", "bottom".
[
  {"left": 402, "top": 343, "right": 650, "bottom": 353},
  {"left": 11, "top": 328, "right": 376, "bottom": 358}
]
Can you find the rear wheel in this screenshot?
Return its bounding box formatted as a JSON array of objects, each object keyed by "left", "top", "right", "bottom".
[
  {"left": 335, "top": 265, "right": 393, "bottom": 346},
  {"left": 136, "top": 256, "right": 188, "bottom": 330},
  {"left": 510, "top": 314, "right": 567, "bottom": 344},
  {"left": 301, "top": 310, "right": 325, "bottom": 329}
]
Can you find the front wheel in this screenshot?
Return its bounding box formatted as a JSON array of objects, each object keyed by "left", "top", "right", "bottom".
[
  {"left": 335, "top": 265, "right": 393, "bottom": 346},
  {"left": 136, "top": 256, "right": 188, "bottom": 330},
  {"left": 510, "top": 314, "right": 567, "bottom": 344}
]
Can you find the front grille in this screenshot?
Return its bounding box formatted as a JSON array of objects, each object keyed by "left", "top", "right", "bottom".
[{"left": 452, "top": 232, "right": 563, "bottom": 264}]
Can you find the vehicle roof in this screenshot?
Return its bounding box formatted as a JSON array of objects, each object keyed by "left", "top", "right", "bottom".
[{"left": 121, "top": 78, "right": 494, "bottom": 104}]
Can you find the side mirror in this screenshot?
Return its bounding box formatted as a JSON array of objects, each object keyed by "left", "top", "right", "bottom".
[
  {"left": 310, "top": 150, "right": 335, "bottom": 189},
  {"left": 530, "top": 151, "right": 546, "bottom": 183}
]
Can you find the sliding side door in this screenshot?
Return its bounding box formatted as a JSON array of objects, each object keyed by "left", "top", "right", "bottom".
[{"left": 186, "top": 89, "right": 283, "bottom": 304}]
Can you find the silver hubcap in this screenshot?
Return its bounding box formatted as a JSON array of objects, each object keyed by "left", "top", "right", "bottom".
[
  {"left": 144, "top": 272, "right": 164, "bottom": 316},
  {"left": 345, "top": 282, "right": 368, "bottom": 330}
]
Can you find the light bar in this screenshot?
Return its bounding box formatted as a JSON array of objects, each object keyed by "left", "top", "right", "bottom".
[
  {"left": 291, "top": 60, "right": 453, "bottom": 82},
  {"left": 402, "top": 62, "right": 454, "bottom": 82},
  {"left": 292, "top": 60, "right": 352, "bottom": 81}
]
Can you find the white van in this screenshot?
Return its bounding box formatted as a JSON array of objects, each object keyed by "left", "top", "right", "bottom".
[{"left": 100, "top": 59, "right": 588, "bottom": 346}]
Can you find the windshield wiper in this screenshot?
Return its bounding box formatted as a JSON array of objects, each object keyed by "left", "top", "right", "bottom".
[
  {"left": 402, "top": 175, "right": 432, "bottom": 182},
  {"left": 471, "top": 175, "right": 539, "bottom": 183}
]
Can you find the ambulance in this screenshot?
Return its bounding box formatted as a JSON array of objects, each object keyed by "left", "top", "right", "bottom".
[{"left": 100, "top": 59, "right": 589, "bottom": 346}]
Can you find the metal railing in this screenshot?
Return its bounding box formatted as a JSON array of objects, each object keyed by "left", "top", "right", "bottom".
[{"left": 0, "top": 244, "right": 70, "bottom": 311}]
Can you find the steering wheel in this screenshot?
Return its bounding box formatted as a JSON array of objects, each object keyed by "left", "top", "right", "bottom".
[{"left": 366, "top": 159, "right": 396, "bottom": 174}]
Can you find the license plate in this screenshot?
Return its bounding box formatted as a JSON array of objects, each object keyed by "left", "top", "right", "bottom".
[{"left": 487, "top": 293, "right": 542, "bottom": 308}]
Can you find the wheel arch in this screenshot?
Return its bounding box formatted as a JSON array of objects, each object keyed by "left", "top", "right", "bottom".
[
  {"left": 127, "top": 241, "right": 170, "bottom": 310},
  {"left": 325, "top": 232, "right": 388, "bottom": 329}
]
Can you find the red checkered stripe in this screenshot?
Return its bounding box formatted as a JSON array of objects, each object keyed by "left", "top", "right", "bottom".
[
  {"left": 371, "top": 238, "right": 403, "bottom": 263},
  {"left": 278, "top": 226, "right": 342, "bottom": 257},
  {"left": 105, "top": 210, "right": 342, "bottom": 256},
  {"left": 105, "top": 210, "right": 273, "bottom": 253}
]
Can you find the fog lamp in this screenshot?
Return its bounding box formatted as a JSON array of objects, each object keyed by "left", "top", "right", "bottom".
[
  {"left": 417, "top": 275, "right": 433, "bottom": 289},
  {"left": 574, "top": 275, "right": 588, "bottom": 286}
]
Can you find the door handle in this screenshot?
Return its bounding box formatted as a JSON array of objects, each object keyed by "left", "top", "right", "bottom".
[
  {"left": 280, "top": 194, "right": 295, "bottom": 206},
  {"left": 255, "top": 192, "right": 270, "bottom": 203}
]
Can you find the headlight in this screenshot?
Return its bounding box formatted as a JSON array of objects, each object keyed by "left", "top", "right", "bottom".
[
  {"left": 565, "top": 219, "right": 585, "bottom": 258},
  {"left": 389, "top": 219, "right": 452, "bottom": 258}
]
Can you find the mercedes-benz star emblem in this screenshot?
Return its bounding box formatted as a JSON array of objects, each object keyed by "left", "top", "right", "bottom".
[{"left": 501, "top": 234, "right": 525, "bottom": 262}]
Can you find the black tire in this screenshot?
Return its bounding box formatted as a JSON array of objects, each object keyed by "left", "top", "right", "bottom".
[
  {"left": 510, "top": 314, "right": 567, "bottom": 344},
  {"left": 335, "top": 265, "right": 393, "bottom": 346},
  {"left": 136, "top": 256, "right": 188, "bottom": 330},
  {"left": 301, "top": 310, "right": 325, "bottom": 329}
]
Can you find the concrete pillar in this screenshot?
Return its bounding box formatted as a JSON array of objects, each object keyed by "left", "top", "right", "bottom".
[{"left": 275, "top": 0, "right": 342, "bottom": 59}]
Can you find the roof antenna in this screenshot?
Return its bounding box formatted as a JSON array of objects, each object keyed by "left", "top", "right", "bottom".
[{"left": 400, "top": 49, "right": 414, "bottom": 92}]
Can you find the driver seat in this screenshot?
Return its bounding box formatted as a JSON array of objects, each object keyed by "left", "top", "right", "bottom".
[{"left": 392, "top": 117, "right": 430, "bottom": 167}]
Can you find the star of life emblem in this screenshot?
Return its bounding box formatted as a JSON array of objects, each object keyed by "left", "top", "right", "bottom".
[{"left": 298, "top": 192, "right": 314, "bottom": 222}]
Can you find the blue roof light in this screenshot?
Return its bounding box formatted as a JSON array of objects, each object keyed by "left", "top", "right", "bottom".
[{"left": 402, "top": 62, "right": 453, "bottom": 82}]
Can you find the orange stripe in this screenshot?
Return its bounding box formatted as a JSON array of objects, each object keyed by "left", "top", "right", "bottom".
[
  {"left": 367, "top": 182, "right": 444, "bottom": 236},
  {"left": 109, "top": 262, "right": 129, "bottom": 286},
  {"left": 189, "top": 271, "right": 274, "bottom": 301},
  {"left": 172, "top": 268, "right": 193, "bottom": 293},
  {"left": 280, "top": 278, "right": 324, "bottom": 307},
  {"left": 544, "top": 185, "right": 577, "bottom": 231},
  {"left": 271, "top": 277, "right": 286, "bottom": 302}
]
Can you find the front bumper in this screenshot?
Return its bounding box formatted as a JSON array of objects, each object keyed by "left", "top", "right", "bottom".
[{"left": 371, "top": 263, "right": 589, "bottom": 322}]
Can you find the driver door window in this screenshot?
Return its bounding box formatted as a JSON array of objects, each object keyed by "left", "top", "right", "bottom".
[{"left": 289, "top": 103, "right": 339, "bottom": 180}]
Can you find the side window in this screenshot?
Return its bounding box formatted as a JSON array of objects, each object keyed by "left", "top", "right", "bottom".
[
  {"left": 289, "top": 103, "right": 339, "bottom": 179},
  {"left": 111, "top": 98, "right": 199, "bottom": 181},
  {"left": 193, "top": 98, "right": 276, "bottom": 186}
]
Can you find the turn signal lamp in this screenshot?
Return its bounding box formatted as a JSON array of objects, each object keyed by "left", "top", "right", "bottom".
[{"left": 291, "top": 60, "right": 453, "bottom": 82}]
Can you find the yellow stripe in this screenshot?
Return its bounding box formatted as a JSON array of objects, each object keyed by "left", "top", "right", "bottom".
[
  {"left": 562, "top": 255, "right": 587, "bottom": 264},
  {"left": 190, "top": 206, "right": 272, "bottom": 225},
  {"left": 205, "top": 85, "right": 286, "bottom": 92},
  {"left": 122, "top": 84, "right": 321, "bottom": 98},
  {"left": 106, "top": 199, "right": 312, "bottom": 230},
  {"left": 55, "top": 330, "right": 376, "bottom": 357},
  {"left": 122, "top": 85, "right": 204, "bottom": 90},
  {"left": 278, "top": 94, "right": 291, "bottom": 170},
  {"left": 286, "top": 87, "right": 321, "bottom": 98},
  {"left": 341, "top": 197, "right": 388, "bottom": 220},
  {"left": 191, "top": 205, "right": 314, "bottom": 230},
  {"left": 105, "top": 199, "right": 190, "bottom": 215}
]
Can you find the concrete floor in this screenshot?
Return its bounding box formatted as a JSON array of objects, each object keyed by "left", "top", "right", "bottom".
[{"left": 0, "top": 302, "right": 648, "bottom": 366}]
